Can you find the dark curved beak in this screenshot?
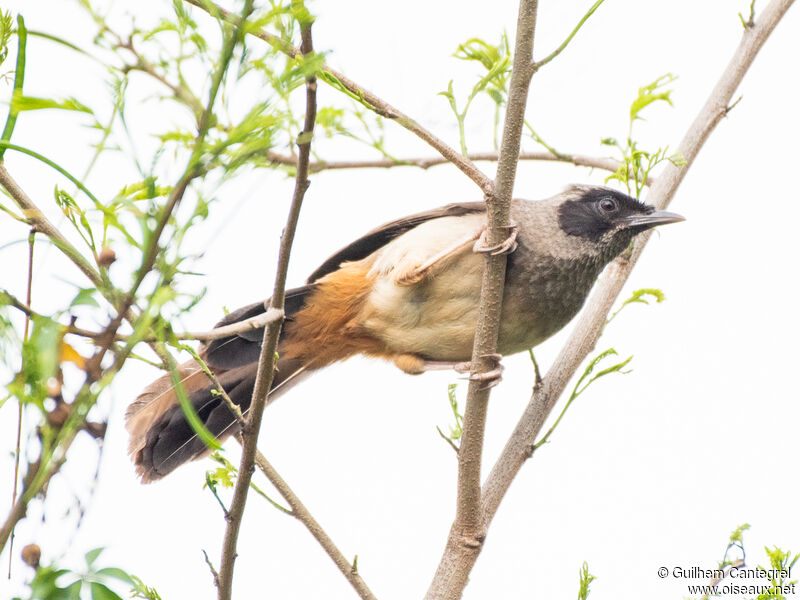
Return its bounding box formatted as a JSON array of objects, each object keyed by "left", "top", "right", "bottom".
[{"left": 621, "top": 209, "right": 685, "bottom": 230}]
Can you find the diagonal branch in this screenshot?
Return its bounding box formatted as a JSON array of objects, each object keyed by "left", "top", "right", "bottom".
[
  {"left": 424, "top": 0, "right": 794, "bottom": 596},
  {"left": 182, "top": 0, "right": 494, "bottom": 195},
  {"left": 253, "top": 450, "right": 377, "bottom": 600},
  {"left": 468, "top": 0, "right": 794, "bottom": 585},
  {"left": 0, "top": 165, "right": 105, "bottom": 290},
  {"left": 216, "top": 14, "right": 317, "bottom": 600}
]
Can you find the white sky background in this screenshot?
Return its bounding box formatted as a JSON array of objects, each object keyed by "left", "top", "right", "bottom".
[{"left": 1, "top": 0, "right": 799, "bottom": 599}]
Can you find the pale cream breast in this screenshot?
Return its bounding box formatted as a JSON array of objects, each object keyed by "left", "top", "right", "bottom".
[{"left": 359, "top": 214, "right": 486, "bottom": 360}]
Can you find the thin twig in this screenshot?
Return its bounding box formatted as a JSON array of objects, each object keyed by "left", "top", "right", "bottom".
[
  {"left": 1, "top": 289, "right": 283, "bottom": 345},
  {"left": 202, "top": 549, "right": 221, "bottom": 589},
  {"left": 7, "top": 230, "right": 35, "bottom": 578},
  {"left": 216, "top": 13, "right": 314, "bottom": 600},
  {"left": 183, "top": 346, "right": 246, "bottom": 427},
  {"left": 183, "top": 0, "right": 494, "bottom": 195},
  {"left": 532, "top": 0, "right": 606, "bottom": 71},
  {"left": 253, "top": 450, "right": 378, "bottom": 600},
  {"left": 114, "top": 34, "right": 205, "bottom": 118},
  {"left": 264, "top": 149, "right": 628, "bottom": 177},
  {"left": 172, "top": 309, "right": 284, "bottom": 342},
  {"left": 436, "top": 426, "right": 460, "bottom": 455},
  {"left": 0, "top": 459, "right": 40, "bottom": 552}
]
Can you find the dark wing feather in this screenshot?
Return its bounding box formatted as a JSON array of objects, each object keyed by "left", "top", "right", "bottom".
[
  {"left": 203, "top": 285, "right": 314, "bottom": 371},
  {"left": 306, "top": 202, "right": 487, "bottom": 283}
]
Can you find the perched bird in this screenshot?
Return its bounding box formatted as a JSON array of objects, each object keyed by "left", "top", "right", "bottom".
[{"left": 126, "top": 184, "right": 683, "bottom": 482}]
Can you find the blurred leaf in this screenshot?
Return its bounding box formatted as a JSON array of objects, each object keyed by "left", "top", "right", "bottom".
[
  {"left": 70, "top": 288, "right": 100, "bottom": 309},
  {"left": 90, "top": 582, "right": 123, "bottom": 600},
  {"left": 578, "top": 561, "right": 596, "bottom": 600},
  {"left": 54, "top": 187, "right": 96, "bottom": 251},
  {"left": 729, "top": 523, "right": 751, "bottom": 544},
  {"left": 535, "top": 349, "right": 632, "bottom": 448},
  {"left": 11, "top": 95, "right": 93, "bottom": 114},
  {"left": 130, "top": 576, "right": 162, "bottom": 600},
  {"left": 0, "top": 10, "right": 12, "bottom": 66},
  {"left": 85, "top": 547, "right": 104, "bottom": 567},
  {"left": 630, "top": 73, "right": 676, "bottom": 122},
  {"left": 0, "top": 14, "right": 26, "bottom": 160},
  {"left": 95, "top": 568, "right": 134, "bottom": 585},
  {"left": 8, "top": 315, "right": 62, "bottom": 406},
  {"left": 606, "top": 288, "right": 665, "bottom": 324}
]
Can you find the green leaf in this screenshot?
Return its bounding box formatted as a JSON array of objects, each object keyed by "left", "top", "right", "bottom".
[
  {"left": 629, "top": 73, "right": 677, "bottom": 122},
  {"left": 70, "top": 288, "right": 100, "bottom": 308},
  {"left": 85, "top": 547, "right": 104, "bottom": 566},
  {"left": 206, "top": 465, "right": 235, "bottom": 488},
  {"left": 446, "top": 383, "right": 463, "bottom": 440},
  {"left": 130, "top": 575, "right": 162, "bottom": 600},
  {"left": 578, "top": 561, "right": 596, "bottom": 600},
  {"left": 95, "top": 567, "right": 135, "bottom": 585},
  {"left": 11, "top": 95, "right": 93, "bottom": 114},
  {"left": 90, "top": 582, "right": 124, "bottom": 600},
  {"left": 534, "top": 349, "right": 632, "bottom": 449},
  {"left": 438, "top": 80, "right": 458, "bottom": 112},
  {"left": 9, "top": 314, "right": 63, "bottom": 406},
  {"left": 729, "top": 523, "right": 751, "bottom": 544},
  {"left": 455, "top": 37, "right": 500, "bottom": 70},
  {"left": 581, "top": 349, "right": 633, "bottom": 385},
  {"left": 64, "top": 579, "right": 83, "bottom": 600},
  {"left": 167, "top": 354, "right": 222, "bottom": 453},
  {"left": 606, "top": 288, "right": 665, "bottom": 324},
  {"left": 0, "top": 10, "right": 13, "bottom": 66},
  {"left": 0, "top": 14, "right": 26, "bottom": 159}
]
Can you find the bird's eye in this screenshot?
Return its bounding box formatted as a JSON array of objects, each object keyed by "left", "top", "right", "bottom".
[{"left": 599, "top": 198, "right": 618, "bottom": 213}]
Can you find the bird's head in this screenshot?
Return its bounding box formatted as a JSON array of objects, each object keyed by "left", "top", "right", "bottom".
[{"left": 557, "top": 185, "right": 684, "bottom": 259}]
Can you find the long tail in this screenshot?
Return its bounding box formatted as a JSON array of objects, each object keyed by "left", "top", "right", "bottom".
[{"left": 125, "top": 286, "right": 313, "bottom": 483}]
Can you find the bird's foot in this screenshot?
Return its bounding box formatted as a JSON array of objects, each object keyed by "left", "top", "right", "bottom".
[
  {"left": 473, "top": 224, "right": 518, "bottom": 256},
  {"left": 394, "top": 353, "right": 504, "bottom": 388},
  {"left": 454, "top": 353, "right": 504, "bottom": 388}
]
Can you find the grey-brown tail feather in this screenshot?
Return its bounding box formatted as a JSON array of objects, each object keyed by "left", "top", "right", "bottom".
[{"left": 126, "top": 286, "right": 314, "bottom": 483}]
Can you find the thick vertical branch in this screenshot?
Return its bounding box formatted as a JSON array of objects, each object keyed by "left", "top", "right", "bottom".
[
  {"left": 426, "top": 0, "right": 794, "bottom": 595},
  {"left": 425, "top": 2, "right": 538, "bottom": 599},
  {"left": 474, "top": 0, "right": 793, "bottom": 582},
  {"left": 216, "top": 18, "right": 317, "bottom": 600}
]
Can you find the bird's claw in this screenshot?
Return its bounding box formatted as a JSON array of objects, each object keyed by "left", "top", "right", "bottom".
[
  {"left": 473, "top": 224, "right": 518, "bottom": 256},
  {"left": 455, "top": 353, "right": 504, "bottom": 388}
]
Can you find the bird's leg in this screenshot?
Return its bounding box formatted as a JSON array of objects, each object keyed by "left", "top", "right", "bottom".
[
  {"left": 393, "top": 353, "right": 505, "bottom": 387},
  {"left": 473, "top": 223, "right": 518, "bottom": 256},
  {"left": 395, "top": 228, "right": 483, "bottom": 286}
]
